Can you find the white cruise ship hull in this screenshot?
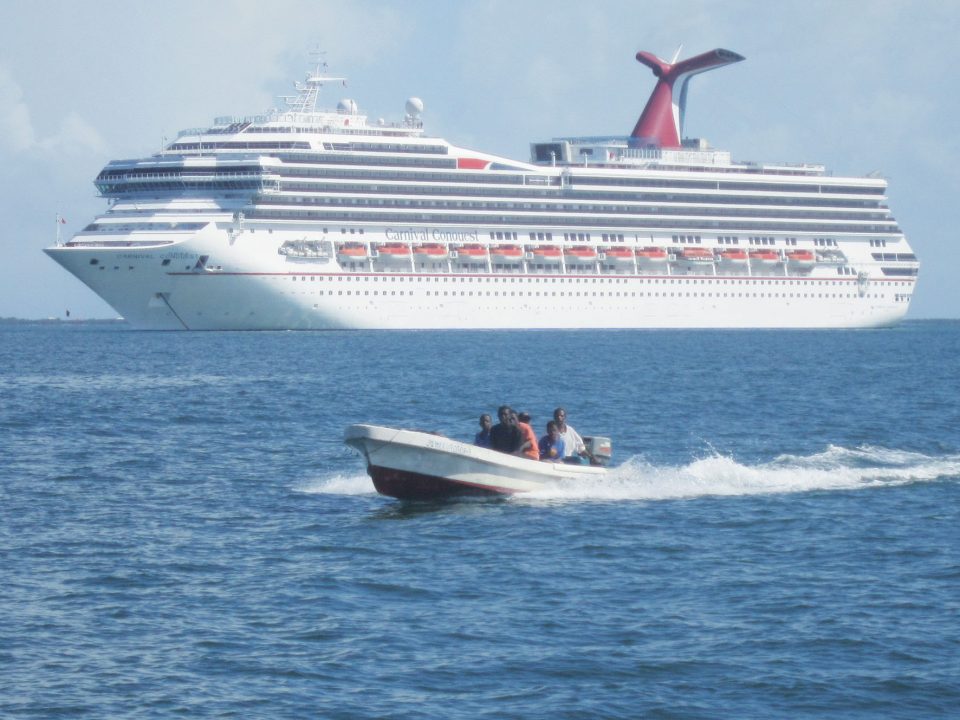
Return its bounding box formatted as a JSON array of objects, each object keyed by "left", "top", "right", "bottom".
[{"left": 45, "top": 229, "right": 910, "bottom": 330}]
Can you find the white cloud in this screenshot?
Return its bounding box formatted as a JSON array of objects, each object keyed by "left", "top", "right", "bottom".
[
  {"left": 0, "top": 64, "right": 106, "bottom": 157},
  {"left": 36, "top": 111, "right": 108, "bottom": 156},
  {"left": 0, "top": 65, "right": 36, "bottom": 151}
]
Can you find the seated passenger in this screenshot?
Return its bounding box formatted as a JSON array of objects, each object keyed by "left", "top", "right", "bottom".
[
  {"left": 538, "top": 420, "right": 566, "bottom": 461},
  {"left": 554, "top": 406, "right": 588, "bottom": 462},
  {"left": 489, "top": 405, "right": 523, "bottom": 454},
  {"left": 474, "top": 413, "right": 492, "bottom": 448},
  {"left": 515, "top": 411, "right": 540, "bottom": 461}
]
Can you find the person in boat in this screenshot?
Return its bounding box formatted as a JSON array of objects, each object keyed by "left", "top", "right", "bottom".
[
  {"left": 553, "top": 407, "right": 588, "bottom": 462},
  {"left": 515, "top": 412, "right": 540, "bottom": 461},
  {"left": 489, "top": 405, "right": 523, "bottom": 455},
  {"left": 538, "top": 420, "right": 566, "bottom": 461},
  {"left": 474, "top": 413, "right": 492, "bottom": 448}
]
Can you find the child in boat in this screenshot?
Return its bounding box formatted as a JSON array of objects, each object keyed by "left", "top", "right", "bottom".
[{"left": 538, "top": 420, "right": 566, "bottom": 461}]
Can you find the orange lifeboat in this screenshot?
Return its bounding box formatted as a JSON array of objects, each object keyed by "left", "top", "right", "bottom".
[
  {"left": 786, "top": 249, "right": 816, "bottom": 266},
  {"left": 603, "top": 245, "right": 634, "bottom": 263},
  {"left": 749, "top": 250, "right": 781, "bottom": 264},
  {"left": 412, "top": 243, "right": 448, "bottom": 260},
  {"left": 490, "top": 244, "right": 524, "bottom": 262},
  {"left": 718, "top": 248, "right": 748, "bottom": 262},
  {"left": 531, "top": 245, "right": 562, "bottom": 260},
  {"left": 376, "top": 242, "right": 412, "bottom": 263},
  {"left": 456, "top": 243, "right": 489, "bottom": 258},
  {"left": 635, "top": 246, "right": 668, "bottom": 262},
  {"left": 337, "top": 242, "right": 368, "bottom": 259},
  {"left": 378, "top": 242, "right": 411, "bottom": 255},
  {"left": 680, "top": 247, "right": 715, "bottom": 263},
  {"left": 564, "top": 245, "right": 597, "bottom": 262}
]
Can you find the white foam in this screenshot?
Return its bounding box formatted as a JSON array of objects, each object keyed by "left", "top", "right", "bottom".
[
  {"left": 520, "top": 446, "right": 960, "bottom": 503},
  {"left": 302, "top": 446, "right": 960, "bottom": 503},
  {"left": 295, "top": 473, "right": 376, "bottom": 496}
]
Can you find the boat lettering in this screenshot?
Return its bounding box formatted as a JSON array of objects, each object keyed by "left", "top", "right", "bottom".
[
  {"left": 117, "top": 253, "right": 152, "bottom": 260},
  {"left": 159, "top": 252, "right": 199, "bottom": 260},
  {"left": 425, "top": 437, "right": 471, "bottom": 455}
]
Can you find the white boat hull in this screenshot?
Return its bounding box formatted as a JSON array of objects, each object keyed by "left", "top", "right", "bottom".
[{"left": 344, "top": 424, "right": 605, "bottom": 499}]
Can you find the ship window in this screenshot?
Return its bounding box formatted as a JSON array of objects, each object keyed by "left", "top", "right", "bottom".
[{"left": 89, "top": 258, "right": 99, "bottom": 265}]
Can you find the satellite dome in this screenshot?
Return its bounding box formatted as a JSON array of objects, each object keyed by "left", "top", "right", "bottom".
[
  {"left": 405, "top": 97, "right": 424, "bottom": 116},
  {"left": 337, "top": 98, "right": 358, "bottom": 114}
]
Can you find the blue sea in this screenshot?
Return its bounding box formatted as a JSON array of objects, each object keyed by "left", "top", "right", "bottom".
[{"left": 1, "top": 321, "right": 958, "bottom": 718}]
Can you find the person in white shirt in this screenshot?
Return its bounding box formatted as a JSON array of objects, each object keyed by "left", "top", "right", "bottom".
[{"left": 553, "top": 407, "right": 587, "bottom": 461}]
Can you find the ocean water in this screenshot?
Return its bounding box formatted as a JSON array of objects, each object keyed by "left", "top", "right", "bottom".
[{"left": 1, "top": 321, "right": 958, "bottom": 718}]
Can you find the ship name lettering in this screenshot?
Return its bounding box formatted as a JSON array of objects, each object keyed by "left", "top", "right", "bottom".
[
  {"left": 431, "top": 229, "right": 478, "bottom": 243},
  {"left": 385, "top": 227, "right": 428, "bottom": 243},
  {"left": 383, "top": 227, "right": 478, "bottom": 244}
]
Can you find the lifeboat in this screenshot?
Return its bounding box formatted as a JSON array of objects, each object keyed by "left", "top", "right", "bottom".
[
  {"left": 718, "top": 248, "right": 748, "bottom": 263},
  {"left": 748, "top": 250, "right": 781, "bottom": 265},
  {"left": 377, "top": 242, "right": 411, "bottom": 257},
  {"left": 336, "top": 242, "right": 368, "bottom": 260},
  {"left": 412, "top": 243, "right": 448, "bottom": 260},
  {"left": 786, "top": 249, "right": 816, "bottom": 267},
  {"left": 635, "top": 246, "right": 668, "bottom": 262},
  {"left": 456, "top": 243, "right": 489, "bottom": 258},
  {"left": 564, "top": 245, "right": 598, "bottom": 262},
  {"left": 680, "top": 247, "right": 715, "bottom": 264},
  {"left": 490, "top": 245, "right": 524, "bottom": 263},
  {"left": 531, "top": 245, "right": 562, "bottom": 261},
  {"left": 603, "top": 245, "right": 635, "bottom": 264}
]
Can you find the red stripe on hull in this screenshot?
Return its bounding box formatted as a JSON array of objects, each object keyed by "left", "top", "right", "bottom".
[{"left": 368, "top": 465, "right": 514, "bottom": 500}]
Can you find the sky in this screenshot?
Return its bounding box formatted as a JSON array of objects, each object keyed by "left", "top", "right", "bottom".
[{"left": 1, "top": 0, "right": 958, "bottom": 319}]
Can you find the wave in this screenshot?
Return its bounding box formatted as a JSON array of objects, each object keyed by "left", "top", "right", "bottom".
[
  {"left": 299, "top": 445, "right": 960, "bottom": 502},
  {"left": 296, "top": 473, "right": 377, "bottom": 496}
]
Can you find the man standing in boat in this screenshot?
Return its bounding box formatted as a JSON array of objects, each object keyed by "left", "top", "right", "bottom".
[
  {"left": 490, "top": 405, "right": 523, "bottom": 455},
  {"left": 554, "top": 407, "right": 588, "bottom": 462}
]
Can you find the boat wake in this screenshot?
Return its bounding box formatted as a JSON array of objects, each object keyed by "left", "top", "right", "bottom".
[
  {"left": 525, "top": 445, "right": 960, "bottom": 502},
  {"left": 299, "top": 445, "right": 960, "bottom": 502}
]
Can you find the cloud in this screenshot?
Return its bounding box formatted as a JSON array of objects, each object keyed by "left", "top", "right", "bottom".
[
  {"left": 0, "top": 65, "right": 36, "bottom": 151},
  {"left": 0, "top": 64, "right": 106, "bottom": 157}
]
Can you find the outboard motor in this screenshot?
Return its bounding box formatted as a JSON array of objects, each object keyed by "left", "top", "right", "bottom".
[{"left": 583, "top": 436, "right": 612, "bottom": 466}]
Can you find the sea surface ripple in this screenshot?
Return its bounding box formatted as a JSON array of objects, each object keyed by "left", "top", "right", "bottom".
[{"left": 1, "top": 321, "right": 958, "bottom": 718}]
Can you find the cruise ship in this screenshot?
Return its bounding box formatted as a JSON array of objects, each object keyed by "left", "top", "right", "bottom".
[{"left": 45, "top": 48, "right": 918, "bottom": 329}]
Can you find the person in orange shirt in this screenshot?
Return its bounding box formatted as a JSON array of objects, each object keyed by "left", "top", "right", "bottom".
[{"left": 515, "top": 411, "right": 540, "bottom": 461}]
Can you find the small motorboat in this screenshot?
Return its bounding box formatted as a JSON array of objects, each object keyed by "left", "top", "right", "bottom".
[{"left": 345, "top": 424, "right": 609, "bottom": 500}]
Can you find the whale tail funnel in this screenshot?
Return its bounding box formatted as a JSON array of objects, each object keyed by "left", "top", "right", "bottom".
[{"left": 630, "top": 48, "right": 744, "bottom": 148}]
